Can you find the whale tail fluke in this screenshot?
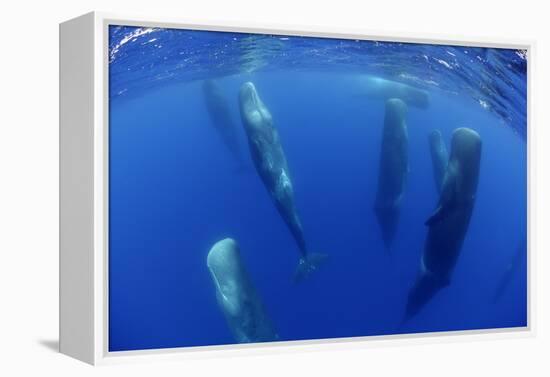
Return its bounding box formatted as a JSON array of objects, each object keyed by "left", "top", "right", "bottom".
[{"left": 293, "top": 252, "right": 328, "bottom": 283}]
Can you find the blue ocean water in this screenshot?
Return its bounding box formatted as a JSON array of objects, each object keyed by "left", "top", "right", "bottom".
[{"left": 108, "top": 26, "right": 527, "bottom": 352}]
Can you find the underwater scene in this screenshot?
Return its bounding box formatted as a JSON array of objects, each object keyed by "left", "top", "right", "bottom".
[{"left": 108, "top": 25, "right": 528, "bottom": 352}]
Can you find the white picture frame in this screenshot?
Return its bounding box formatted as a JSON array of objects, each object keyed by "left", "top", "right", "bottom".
[{"left": 59, "top": 11, "right": 535, "bottom": 365}]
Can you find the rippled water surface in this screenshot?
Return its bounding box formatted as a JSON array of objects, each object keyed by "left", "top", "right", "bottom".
[{"left": 109, "top": 26, "right": 527, "bottom": 138}]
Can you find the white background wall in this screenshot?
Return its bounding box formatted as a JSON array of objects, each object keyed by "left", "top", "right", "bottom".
[{"left": 0, "top": 0, "right": 548, "bottom": 375}]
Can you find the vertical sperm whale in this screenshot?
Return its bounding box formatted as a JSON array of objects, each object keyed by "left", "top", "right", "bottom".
[
  {"left": 404, "top": 128, "right": 482, "bottom": 320},
  {"left": 374, "top": 98, "right": 409, "bottom": 251},
  {"left": 238, "top": 81, "right": 327, "bottom": 282},
  {"left": 207, "top": 238, "right": 278, "bottom": 343}
]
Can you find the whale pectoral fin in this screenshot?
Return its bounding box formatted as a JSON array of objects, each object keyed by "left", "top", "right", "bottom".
[
  {"left": 293, "top": 252, "right": 328, "bottom": 283},
  {"left": 425, "top": 195, "right": 459, "bottom": 226},
  {"left": 426, "top": 167, "right": 460, "bottom": 226},
  {"left": 425, "top": 205, "right": 445, "bottom": 226}
]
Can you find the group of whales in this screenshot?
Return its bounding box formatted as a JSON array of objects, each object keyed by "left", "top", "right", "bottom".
[{"left": 202, "top": 77, "right": 482, "bottom": 343}]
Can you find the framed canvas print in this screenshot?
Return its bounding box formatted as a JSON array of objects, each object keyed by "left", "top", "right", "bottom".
[{"left": 59, "top": 12, "right": 532, "bottom": 365}]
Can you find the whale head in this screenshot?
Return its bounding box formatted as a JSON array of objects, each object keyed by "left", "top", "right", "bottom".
[
  {"left": 450, "top": 128, "right": 482, "bottom": 194},
  {"left": 239, "top": 81, "right": 257, "bottom": 101},
  {"left": 451, "top": 128, "right": 481, "bottom": 161},
  {"left": 207, "top": 238, "right": 244, "bottom": 316},
  {"left": 384, "top": 98, "right": 408, "bottom": 132},
  {"left": 429, "top": 129, "right": 444, "bottom": 147},
  {"left": 239, "top": 82, "right": 260, "bottom": 116},
  {"left": 239, "top": 82, "right": 273, "bottom": 133},
  {"left": 206, "top": 238, "right": 279, "bottom": 343}
]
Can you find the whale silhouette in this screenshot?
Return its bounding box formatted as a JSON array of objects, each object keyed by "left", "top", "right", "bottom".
[
  {"left": 239, "top": 81, "right": 327, "bottom": 282},
  {"left": 374, "top": 98, "right": 409, "bottom": 252},
  {"left": 207, "top": 238, "right": 278, "bottom": 343},
  {"left": 405, "top": 128, "right": 482, "bottom": 320}
]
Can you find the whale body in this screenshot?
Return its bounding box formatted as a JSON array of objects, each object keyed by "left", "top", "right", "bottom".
[
  {"left": 207, "top": 238, "right": 278, "bottom": 343},
  {"left": 202, "top": 79, "right": 247, "bottom": 169},
  {"left": 239, "top": 81, "right": 327, "bottom": 282},
  {"left": 358, "top": 75, "right": 430, "bottom": 109},
  {"left": 405, "top": 128, "right": 482, "bottom": 320},
  {"left": 374, "top": 98, "right": 409, "bottom": 251},
  {"left": 428, "top": 130, "right": 449, "bottom": 194}
]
